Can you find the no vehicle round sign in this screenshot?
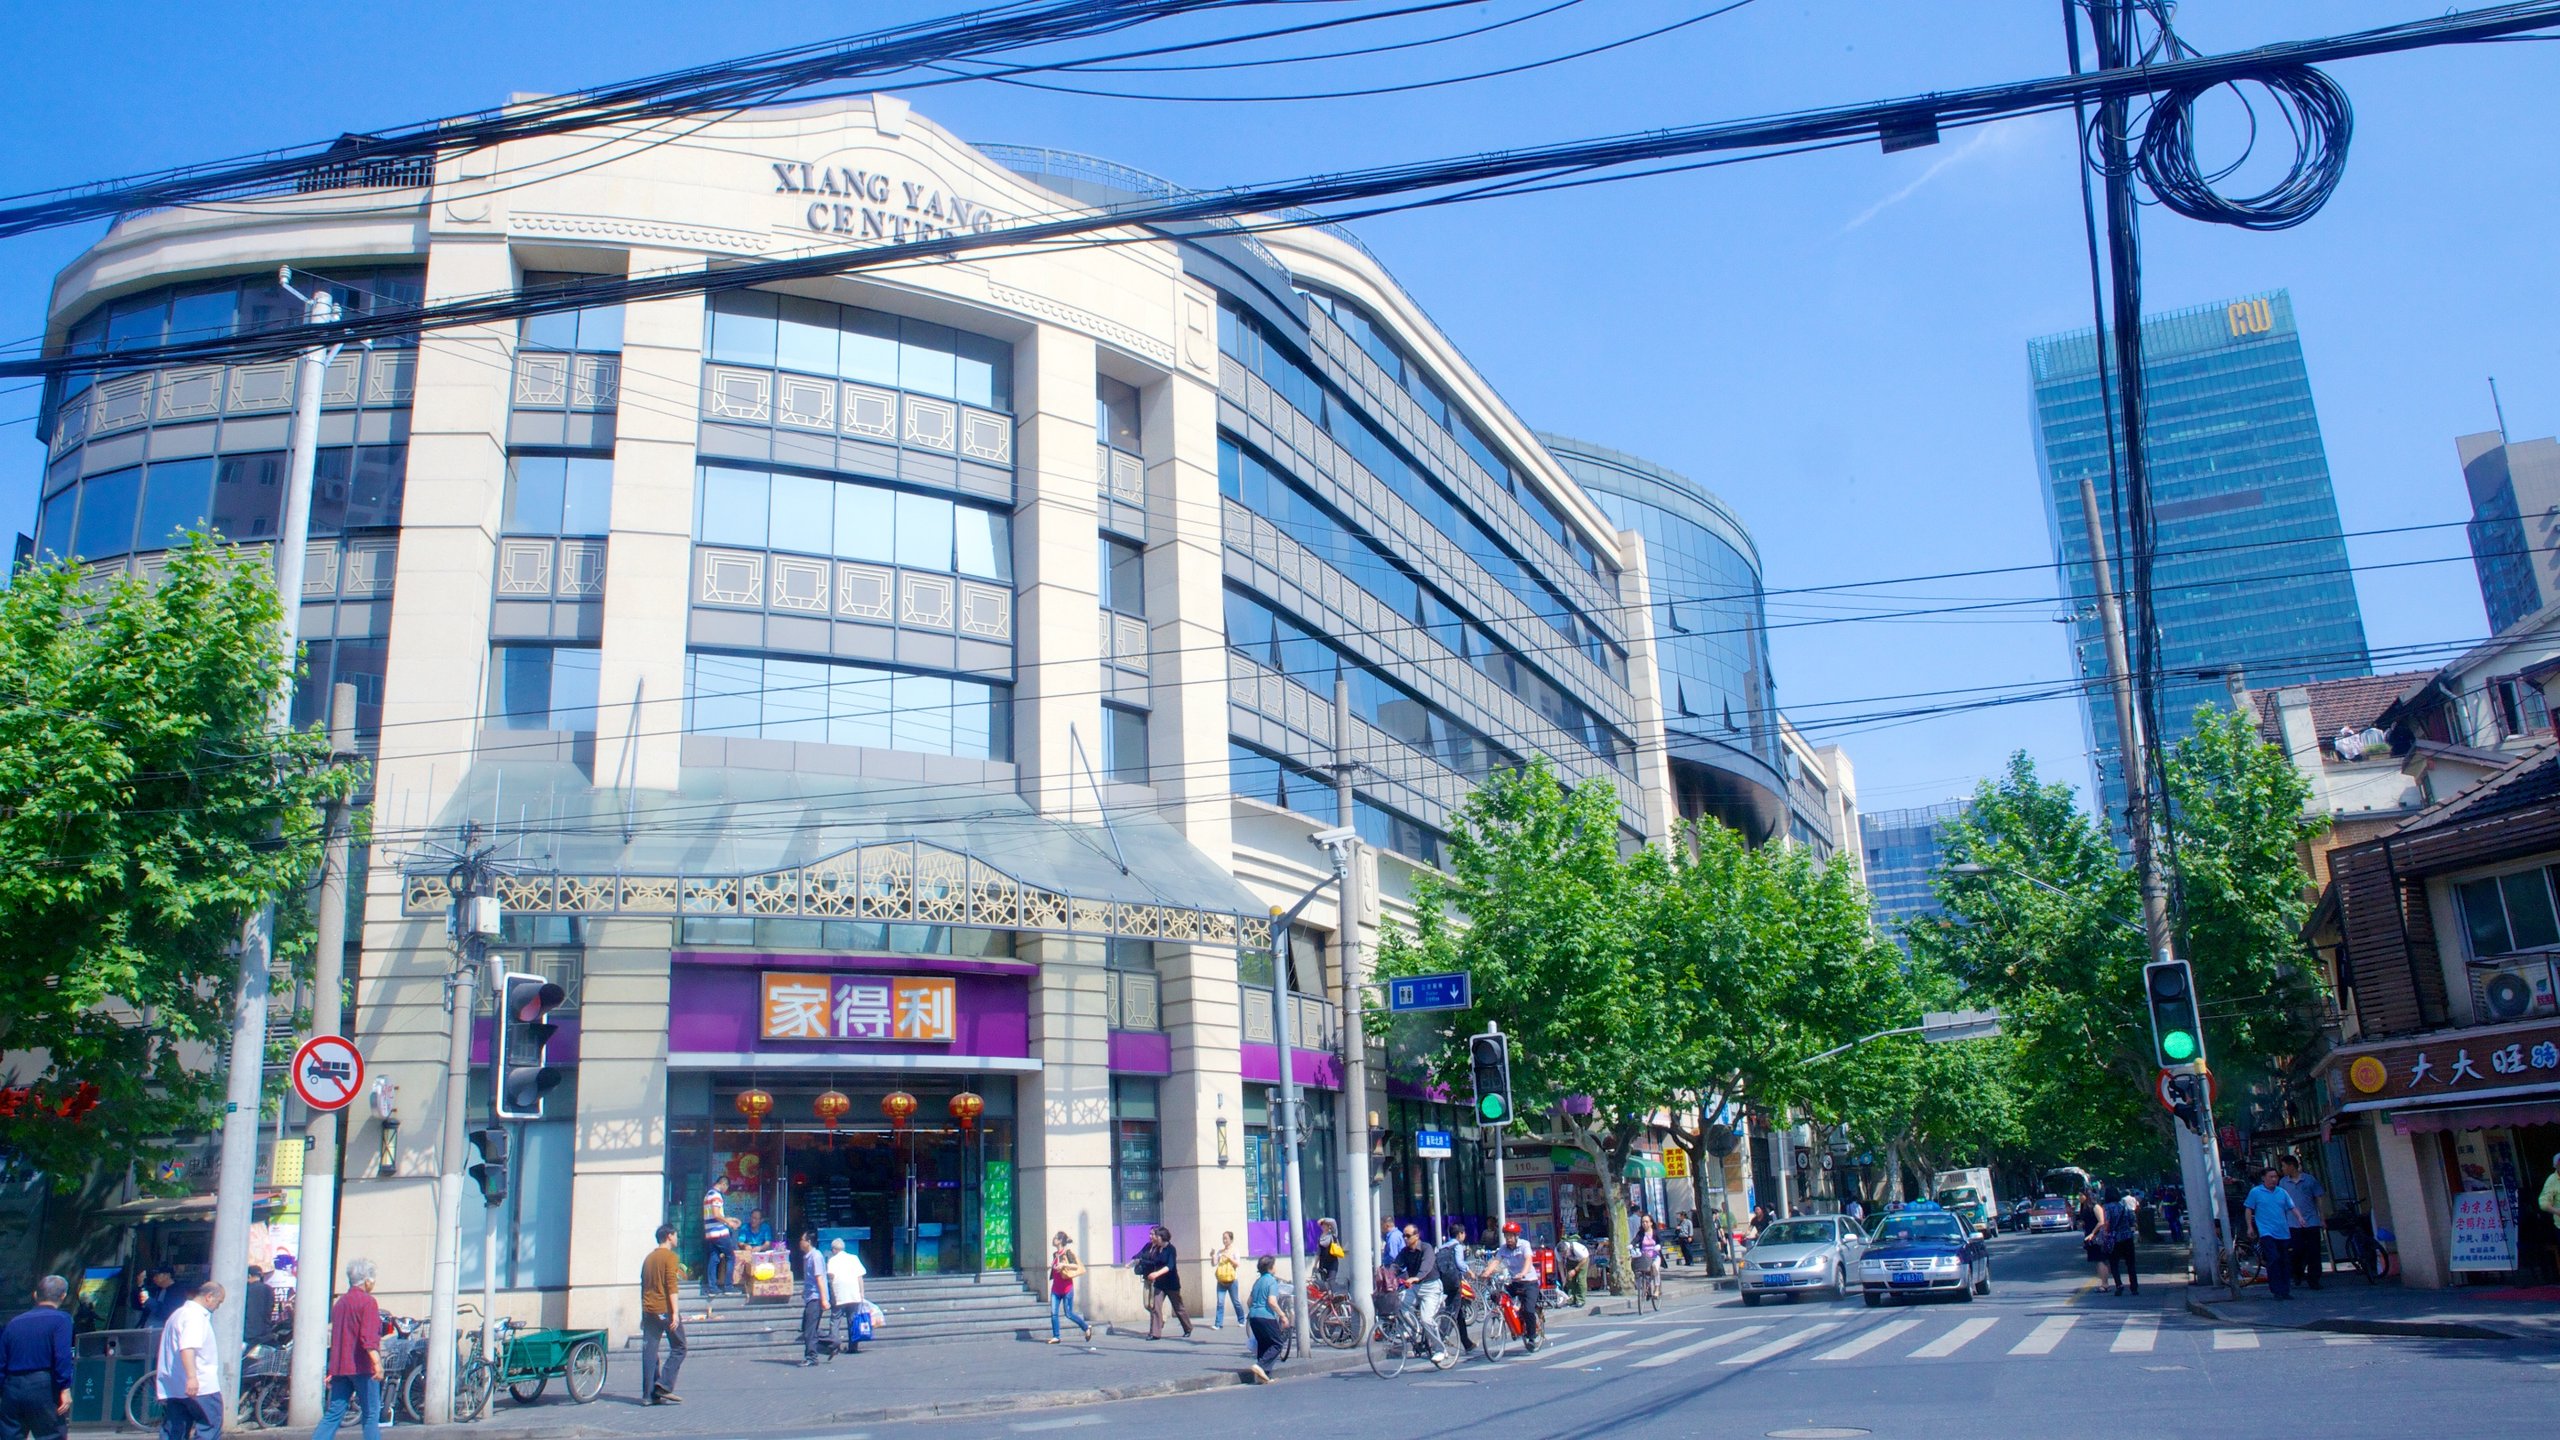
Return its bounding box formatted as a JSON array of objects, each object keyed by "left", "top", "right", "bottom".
[{"left": 291, "top": 1034, "right": 366, "bottom": 1113}]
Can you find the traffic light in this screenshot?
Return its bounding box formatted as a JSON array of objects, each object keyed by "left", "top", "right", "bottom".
[
  {"left": 494, "top": 971, "right": 566, "bottom": 1120},
  {"left": 2144, "top": 958, "right": 2206, "bottom": 1071},
  {"left": 1469, "top": 1031, "right": 1513, "bottom": 1128},
  {"left": 468, "top": 1126, "right": 509, "bottom": 1206}
]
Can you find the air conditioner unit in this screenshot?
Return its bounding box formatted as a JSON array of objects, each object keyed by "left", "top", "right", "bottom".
[{"left": 2483, "top": 966, "right": 2556, "bottom": 1020}]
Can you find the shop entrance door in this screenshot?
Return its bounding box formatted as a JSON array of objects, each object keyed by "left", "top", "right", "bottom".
[{"left": 786, "top": 1127, "right": 980, "bottom": 1276}]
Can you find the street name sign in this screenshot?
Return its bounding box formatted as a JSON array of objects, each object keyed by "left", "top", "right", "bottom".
[
  {"left": 1414, "top": 1128, "right": 1454, "bottom": 1159},
  {"left": 1388, "top": 972, "right": 1472, "bottom": 1013}
]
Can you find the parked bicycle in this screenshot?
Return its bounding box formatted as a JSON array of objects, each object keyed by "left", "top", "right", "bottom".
[
  {"left": 2326, "top": 1202, "right": 2393, "bottom": 1283},
  {"left": 1306, "top": 1280, "right": 1360, "bottom": 1350}
]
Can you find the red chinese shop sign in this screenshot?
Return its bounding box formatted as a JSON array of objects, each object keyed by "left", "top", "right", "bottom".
[{"left": 2329, "top": 1018, "right": 2560, "bottom": 1107}]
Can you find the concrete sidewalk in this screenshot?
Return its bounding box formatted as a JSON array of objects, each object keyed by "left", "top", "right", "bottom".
[
  {"left": 215, "top": 1293, "right": 1649, "bottom": 1439},
  {"left": 2189, "top": 1276, "right": 2560, "bottom": 1341}
]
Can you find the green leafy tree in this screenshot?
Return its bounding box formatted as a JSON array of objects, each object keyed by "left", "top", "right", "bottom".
[
  {"left": 1374, "top": 760, "right": 1680, "bottom": 1295},
  {"left": 1916, "top": 713, "right": 2321, "bottom": 1178},
  {"left": 0, "top": 541, "right": 361, "bottom": 1202}
]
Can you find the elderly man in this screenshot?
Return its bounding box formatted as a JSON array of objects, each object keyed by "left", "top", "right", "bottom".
[
  {"left": 0, "top": 1275, "right": 75, "bottom": 1440},
  {"left": 310, "top": 1259, "right": 383, "bottom": 1440},
  {"left": 153, "top": 1282, "right": 224, "bottom": 1440},
  {"left": 824, "top": 1240, "right": 867, "bottom": 1358}
]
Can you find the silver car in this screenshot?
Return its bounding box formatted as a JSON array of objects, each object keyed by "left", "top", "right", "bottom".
[{"left": 1738, "top": 1215, "right": 1865, "bottom": 1304}]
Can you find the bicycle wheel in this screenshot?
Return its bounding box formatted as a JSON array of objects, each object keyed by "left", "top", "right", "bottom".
[
  {"left": 1477, "top": 1303, "right": 1508, "bottom": 1361},
  {"left": 457, "top": 1357, "right": 494, "bottom": 1422},
  {"left": 125, "top": 1375, "right": 162, "bottom": 1431},
  {"left": 253, "top": 1377, "right": 290, "bottom": 1430},
  {"left": 1316, "top": 1302, "right": 1358, "bottom": 1350},
  {"left": 1428, "top": 1312, "right": 1460, "bottom": 1370},
  {"left": 399, "top": 1367, "right": 425, "bottom": 1424},
  {"left": 564, "top": 1339, "right": 607, "bottom": 1403},
  {"left": 1366, "top": 1317, "right": 1409, "bottom": 1378}
]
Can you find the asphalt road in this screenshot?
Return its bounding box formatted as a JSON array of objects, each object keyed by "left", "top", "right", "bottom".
[{"left": 832, "top": 1231, "right": 2560, "bottom": 1440}]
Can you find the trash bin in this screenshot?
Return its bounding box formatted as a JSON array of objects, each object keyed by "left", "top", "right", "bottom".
[{"left": 68, "top": 1354, "right": 111, "bottom": 1426}]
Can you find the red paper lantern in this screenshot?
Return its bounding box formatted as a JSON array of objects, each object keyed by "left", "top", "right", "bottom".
[
  {"left": 948, "top": 1091, "right": 984, "bottom": 1134},
  {"left": 814, "top": 1090, "right": 851, "bottom": 1130},
  {"left": 881, "top": 1090, "right": 917, "bottom": 1130},
  {"left": 736, "top": 1087, "right": 774, "bottom": 1132}
]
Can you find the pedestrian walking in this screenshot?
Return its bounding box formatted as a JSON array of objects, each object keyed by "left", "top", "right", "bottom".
[
  {"left": 1243, "top": 1256, "right": 1288, "bottom": 1384},
  {"left": 241, "top": 1268, "right": 276, "bottom": 1349},
  {"left": 2278, "top": 1155, "right": 2327, "bottom": 1290},
  {"left": 309, "top": 1259, "right": 384, "bottom": 1440},
  {"left": 795, "top": 1233, "right": 827, "bottom": 1366},
  {"left": 1137, "top": 1226, "right": 1192, "bottom": 1339},
  {"left": 1379, "top": 1218, "right": 1403, "bottom": 1271},
  {"left": 1312, "top": 1219, "right": 1343, "bottom": 1292},
  {"left": 0, "top": 1275, "right": 74, "bottom": 1440},
  {"left": 700, "top": 1177, "right": 737, "bottom": 1299},
  {"left": 153, "top": 1282, "right": 224, "bottom": 1440},
  {"left": 1046, "top": 1233, "right": 1093, "bottom": 1345},
  {"left": 824, "top": 1240, "right": 867, "bottom": 1357},
  {"left": 640, "top": 1225, "right": 686, "bottom": 1404},
  {"left": 2242, "top": 1167, "right": 2305, "bottom": 1301},
  {"left": 1675, "top": 1212, "right": 1698, "bottom": 1265},
  {"left": 1559, "top": 1233, "right": 1589, "bottom": 1306},
  {"left": 2097, "top": 1187, "right": 2140, "bottom": 1295},
  {"left": 2076, "top": 1192, "right": 2108, "bottom": 1286},
  {"left": 1210, "top": 1232, "right": 1245, "bottom": 1331}
]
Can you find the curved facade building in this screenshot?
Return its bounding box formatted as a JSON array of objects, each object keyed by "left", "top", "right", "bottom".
[
  {"left": 1542, "top": 436, "right": 1786, "bottom": 843},
  {"left": 26, "top": 97, "right": 1662, "bottom": 1332}
]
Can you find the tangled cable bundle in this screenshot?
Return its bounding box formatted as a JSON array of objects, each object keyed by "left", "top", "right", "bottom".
[{"left": 2134, "top": 63, "right": 2353, "bottom": 231}]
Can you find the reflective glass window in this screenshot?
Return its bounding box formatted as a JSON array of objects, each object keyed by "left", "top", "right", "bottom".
[
  {"left": 834, "top": 482, "right": 896, "bottom": 564},
  {"left": 768, "top": 472, "right": 835, "bottom": 554},
  {"left": 1105, "top": 704, "right": 1148, "bottom": 784},
  {"left": 707, "top": 291, "right": 778, "bottom": 367},
  {"left": 490, "top": 645, "right": 600, "bottom": 732},
  {"left": 558, "top": 458, "right": 612, "bottom": 536},
  {"left": 898, "top": 319, "right": 959, "bottom": 399},
  {"left": 35, "top": 487, "right": 76, "bottom": 561},
  {"left": 684, "top": 652, "right": 763, "bottom": 737},
  {"left": 211, "top": 454, "right": 286, "bottom": 541},
  {"left": 503, "top": 456, "right": 566, "bottom": 535},
  {"left": 136, "top": 458, "right": 216, "bottom": 549},
  {"left": 830, "top": 667, "right": 894, "bottom": 749},
  {"left": 166, "top": 287, "right": 238, "bottom": 346},
  {"left": 104, "top": 298, "right": 165, "bottom": 353},
  {"left": 954, "top": 506, "right": 1011, "bottom": 581},
  {"left": 696, "top": 467, "right": 769, "bottom": 548},
  {"left": 840, "top": 310, "right": 899, "bottom": 387},
  {"left": 893, "top": 671, "right": 954, "bottom": 754},
  {"left": 775, "top": 295, "right": 840, "bottom": 376},
  {"left": 1097, "top": 377, "right": 1141, "bottom": 451},
  {"left": 957, "top": 332, "right": 1008, "bottom": 410},
  {"left": 1101, "top": 538, "right": 1144, "bottom": 617},
  {"left": 763, "top": 657, "right": 832, "bottom": 741},
  {"left": 72, "top": 466, "right": 142, "bottom": 559},
  {"left": 894, "top": 490, "right": 954, "bottom": 571}
]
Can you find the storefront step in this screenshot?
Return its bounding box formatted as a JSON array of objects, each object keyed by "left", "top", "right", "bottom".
[{"left": 649, "top": 1275, "right": 1051, "bottom": 1349}]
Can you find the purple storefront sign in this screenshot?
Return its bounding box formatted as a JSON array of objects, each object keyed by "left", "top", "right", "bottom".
[
  {"left": 1108, "top": 1030, "right": 1171, "bottom": 1075},
  {"left": 1238, "top": 1043, "right": 1342, "bottom": 1090},
  {"left": 670, "top": 955, "right": 1029, "bottom": 1060}
]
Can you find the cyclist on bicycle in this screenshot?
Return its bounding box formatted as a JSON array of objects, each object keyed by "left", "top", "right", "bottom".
[
  {"left": 1429, "top": 1224, "right": 1475, "bottom": 1355},
  {"left": 1387, "top": 1225, "right": 1432, "bottom": 1355},
  {"left": 1492, "top": 1222, "right": 1541, "bottom": 1350}
]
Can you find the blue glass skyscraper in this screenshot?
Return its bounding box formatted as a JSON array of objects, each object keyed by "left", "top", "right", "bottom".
[{"left": 2029, "top": 290, "right": 2370, "bottom": 829}]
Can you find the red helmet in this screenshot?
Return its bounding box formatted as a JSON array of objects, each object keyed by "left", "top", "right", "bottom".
[{"left": 1503, "top": 1221, "right": 1522, "bottom": 1236}]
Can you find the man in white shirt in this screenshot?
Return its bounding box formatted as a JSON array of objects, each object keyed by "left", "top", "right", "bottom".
[
  {"left": 823, "top": 1240, "right": 868, "bottom": 1357},
  {"left": 153, "top": 1282, "right": 224, "bottom": 1440}
]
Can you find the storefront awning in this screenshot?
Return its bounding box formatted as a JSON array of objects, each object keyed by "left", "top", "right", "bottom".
[
  {"left": 94, "top": 1190, "right": 284, "bottom": 1221},
  {"left": 399, "top": 761, "right": 1271, "bottom": 947},
  {"left": 1623, "top": 1154, "right": 1666, "bottom": 1180},
  {"left": 2390, "top": 1100, "right": 2560, "bottom": 1135}
]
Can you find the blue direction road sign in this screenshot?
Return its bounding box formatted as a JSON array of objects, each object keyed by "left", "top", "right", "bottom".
[
  {"left": 1414, "top": 1128, "right": 1454, "bottom": 1159},
  {"left": 1387, "top": 972, "right": 1472, "bottom": 1013}
]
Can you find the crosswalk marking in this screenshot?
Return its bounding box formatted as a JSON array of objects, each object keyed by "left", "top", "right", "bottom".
[
  {"left": 2213, "top": 1328, "right": 2259, "bottom": 1350},
  {"left": 2008, "top": 1316, "right": 2077, "bottom": 1355},
  {"left": 1720, "top": 1322, "right": 1841, "bottom": 1366},
  {"left": 1814, "top": 1318, "right": 1921, "bottom": 1361},
  {"left": 2322, "top": 1336, "right": 2373, "bottom": 1346},
  {"left": 2110, "top": 1316, "right": 2159, "bottom": 1353},
  {"left": 1554, "top": 1331, "right": 1679, "bottom": 1367},
  {"left": 1909, "top": 1317, "right": 1998, "bottom": 1358},
  {"left": 1633, "top": 1325, "right": 1770, "bottom": 1368},
  {"left": 1530, "top": 1329, "right": 1632, "bottom": 1361}
]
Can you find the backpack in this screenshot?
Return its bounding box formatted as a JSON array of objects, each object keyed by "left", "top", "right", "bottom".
[{"left": 1434, "top": 1243, "right": 1464, "bottom": 1289}]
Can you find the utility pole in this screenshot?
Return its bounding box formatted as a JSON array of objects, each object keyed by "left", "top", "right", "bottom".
[
  {"left": 1268, "top": 906, "right": 1313, "bottom": 1348},
  {"left": 2078, "top": 0, "right": 2226, "bottom": 1289},
  {"left": 208, "top": 276, "right": 340, "bottom": 1387},
  {"left": 286, "top": 684, "right": 359, "bottom": 1426},
  {"left": 1330, "top": 677, "right": 1376, "bottom": 1333},
  {"left": 427, "top": 836, "right": 493, "bottom": 1425}
]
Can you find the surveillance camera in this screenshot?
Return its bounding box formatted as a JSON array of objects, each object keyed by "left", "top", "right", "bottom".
[{"left": 1309, "top": 826, "right": 1357, "bottom": 849}]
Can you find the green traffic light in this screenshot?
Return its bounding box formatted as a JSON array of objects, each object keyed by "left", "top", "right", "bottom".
[
  {"left": 1480, "top": 1095, "right": 1508, "bottom": 1122},
  {"left": 2161, "top": 1030, "right": 2198, "bottom": 1062}
]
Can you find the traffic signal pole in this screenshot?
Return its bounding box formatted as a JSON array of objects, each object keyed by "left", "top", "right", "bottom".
[
  {"left": 286, "top": 684, "right": 359, "bottom": 1426},
  {"left": 426, "top": 842, "right": 492, "bottom": 1425}
]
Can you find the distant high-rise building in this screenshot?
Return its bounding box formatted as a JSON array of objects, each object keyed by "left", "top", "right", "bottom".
[
  {"left": 2459, "top": 429, "right": 2560, "bottom": 634},
  {"left": 2029, "top": 289, "right": 2371, "bottom": 829},
  {"left": 1860, "top": 800, "right": 1966, "bottom": 942}
]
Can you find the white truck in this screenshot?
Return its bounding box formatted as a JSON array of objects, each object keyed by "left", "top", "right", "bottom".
[{"left": 1931, "top": 1167, "right": 2000, "bottom": 1239}]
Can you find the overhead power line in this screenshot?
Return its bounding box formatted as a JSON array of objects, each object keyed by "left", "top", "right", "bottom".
[{"left": 8, "top": 0, "right": 2556, "bottom": 382}]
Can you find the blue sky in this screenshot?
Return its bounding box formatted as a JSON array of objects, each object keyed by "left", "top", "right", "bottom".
[{"left": 2, "top": 1, "right": 2552, "bottom": 819}]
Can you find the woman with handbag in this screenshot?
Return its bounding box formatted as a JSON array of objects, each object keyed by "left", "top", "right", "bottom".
[
  {"left": 1047, "top": 1233, "right": 1093, "bottom": 1345},
  {"left": 1211, "top": 1232, "right": 1245, "bottom": 1332},
  {"left": 1139, "top": 1225, "right": 1193, "bottom": 1339}
]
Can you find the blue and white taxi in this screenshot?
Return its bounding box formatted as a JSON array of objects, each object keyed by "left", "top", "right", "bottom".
[{"left": 1857, "top": 1203, "right": 1990, "bottom": 1306}]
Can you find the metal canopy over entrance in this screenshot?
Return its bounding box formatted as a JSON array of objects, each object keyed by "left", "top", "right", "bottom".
[{"left": 398, "top": 761, "right": 1271, "bottom": 947}]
